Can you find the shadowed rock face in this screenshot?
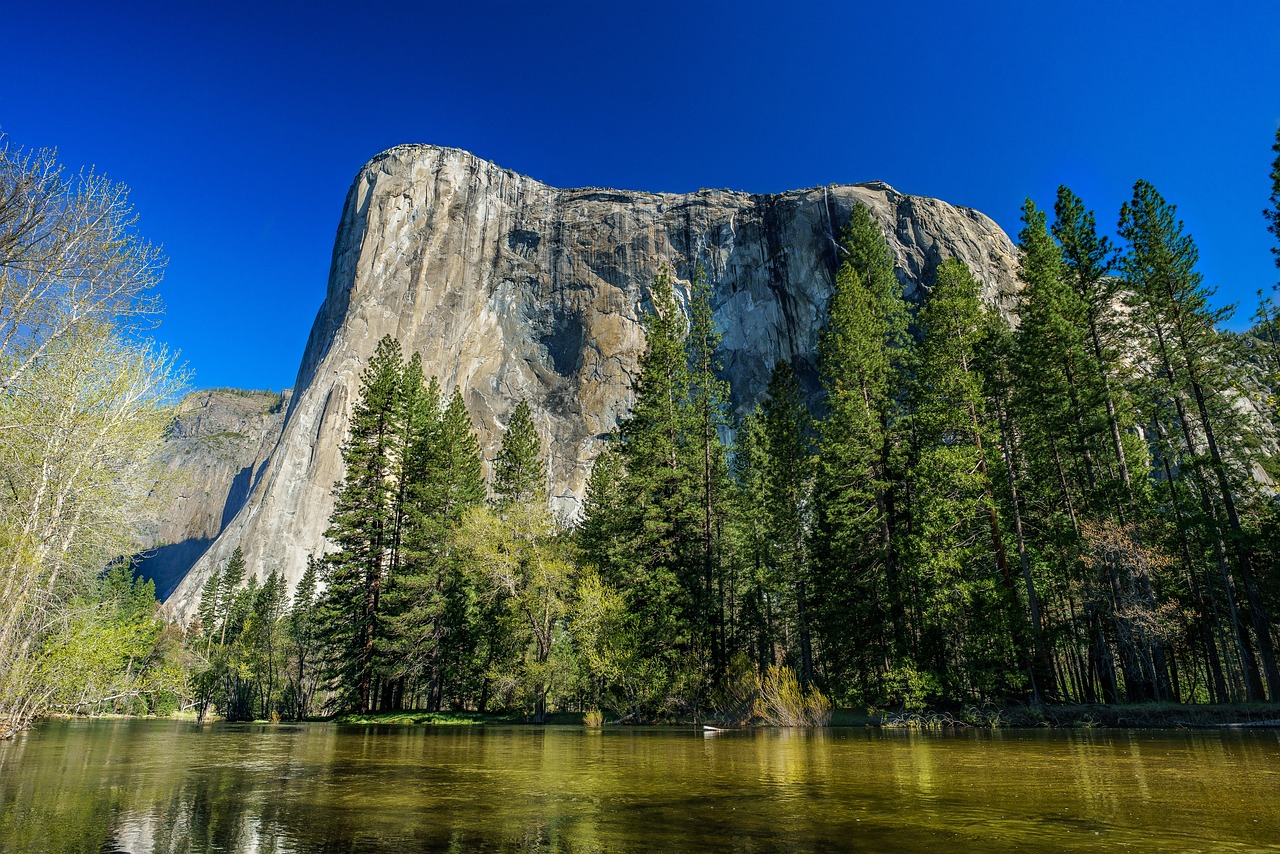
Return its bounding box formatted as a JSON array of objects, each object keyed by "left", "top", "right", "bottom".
[
  {"left": 167, "top": 144, "right": 1021, "bottom": 614},
  {"left": 137, "top": 389, "right": 289, "bottom": 600}
]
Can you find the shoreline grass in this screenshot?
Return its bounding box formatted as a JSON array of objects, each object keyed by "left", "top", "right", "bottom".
[{"left": 37, "top": 703, "right": 1280, "bottom": 730}]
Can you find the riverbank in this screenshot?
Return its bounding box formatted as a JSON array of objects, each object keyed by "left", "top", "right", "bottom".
[
  {"left": 871, "top": 702, "right": 1280, "bottom": 730},
  {"left": 30, "top": 703, "right": 1280, "bottom": 731},
  {"left": 322, "top": 703, "right": 1280, "bottom": 730}
]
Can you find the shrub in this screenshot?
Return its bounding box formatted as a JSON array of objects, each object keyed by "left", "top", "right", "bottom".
[{"left": 754, "top": 665, "right": 832, "bottom": 727}]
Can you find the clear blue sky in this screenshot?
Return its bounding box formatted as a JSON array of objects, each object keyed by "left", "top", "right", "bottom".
[{"left": 3, "top": 0, "right": 1278, "bottom": 392}]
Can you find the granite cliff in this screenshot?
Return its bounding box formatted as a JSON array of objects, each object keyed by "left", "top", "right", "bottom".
[
  {"left": 167, "top": 144, "right": 1022, "bottom": 614},
  {"left": 138, "top": 389, "right": 288, "bottom": 599}
]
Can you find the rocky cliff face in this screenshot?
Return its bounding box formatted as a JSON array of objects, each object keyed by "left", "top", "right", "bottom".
[
  {"left": 167, "top": 144, "right": 1022, "bottom": 614},
  {"left": 137, "top": 389, "right": 288, "bottom": 599}
]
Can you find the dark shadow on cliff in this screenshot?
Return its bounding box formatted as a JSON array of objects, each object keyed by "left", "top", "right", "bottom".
[{"left": 133, "top": 537, "right": 213, "bottom": 601}]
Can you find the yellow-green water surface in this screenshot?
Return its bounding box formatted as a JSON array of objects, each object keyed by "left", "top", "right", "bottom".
[{"left": 1, "top": 719, "right": 1277, "bottom": 852}]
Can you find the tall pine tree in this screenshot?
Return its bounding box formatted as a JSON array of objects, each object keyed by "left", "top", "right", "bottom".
[
  {"left": 317, "top": 335, "right": 408, "bottom": 713},
  {"left": 810, "top": 202, "right": 913, "bottom": 703}
]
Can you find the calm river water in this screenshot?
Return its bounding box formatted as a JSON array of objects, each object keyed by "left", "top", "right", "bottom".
[{"left": 0, "top": 719, "right": 1277, "bottom": 852}]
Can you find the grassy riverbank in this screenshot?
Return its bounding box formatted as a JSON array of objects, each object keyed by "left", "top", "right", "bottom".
[
  {"left": 868, "top": 702, "right": 1280, "bottom": 729},
  {"left": 39, "top": 703, "right": 1274, "bottom": 730},
  {"left": 318, "top": 703, "right": 1280, "bottom": 729},
  {"left": 327, "top": 710, "right": 587, "bottom": 726}
]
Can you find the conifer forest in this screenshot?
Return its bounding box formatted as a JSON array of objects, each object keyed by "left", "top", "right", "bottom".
[
  {"left": 6, "top": 132, "right": 1280, "bottom": 731},
  {"left": 188, "top": 146, "right": 1280, "bottom": 723}
]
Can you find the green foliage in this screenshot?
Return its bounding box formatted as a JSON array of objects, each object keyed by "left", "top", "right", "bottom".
[
  {"left": 492, "top": 400, "right": 546, "bottom": 509},
  {"left": 1120, "top": 179, "right": 1280, "bottom": 703},
  {"left": 455, "top": 502, "right": 575, "bottom": 720},
  {"left": 754, "top": 664, "right": 832, "bottom": 727},
  {"left": 734, "top": 361, "right": 816, "bottom": 685},
  {"left": 810, "top": 201, "right": 913, "bottom": 701},
  {"left": 180, "top": 145, "right": 1280, "bottom": 723},
  {"left": 1268, "top": 127, "right": 1280, "bottom": 273},
  {"left": 576, "top": 265, "right": 738, "bottom": 717},
  {"left": 34, "top": 564, "right": 185, "bottom": 719}
]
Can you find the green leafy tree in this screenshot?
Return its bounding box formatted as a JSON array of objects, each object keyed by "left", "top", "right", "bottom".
[
  {"left": 0, "top": 136, "right": 184, "bottom": 736},
  {"left": 456, "top": 501, "right": 575, "bottom": 721}
]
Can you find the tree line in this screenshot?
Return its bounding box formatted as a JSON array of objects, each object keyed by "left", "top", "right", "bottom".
[
  {"left": 6, "top": 128, "right": 1276, "bottom": 733},
  {"left": 190, "top": 129, "right": 1280, "bottom": 721}
]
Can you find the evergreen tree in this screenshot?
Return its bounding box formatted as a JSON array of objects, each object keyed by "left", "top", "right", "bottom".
[
  {"left": 686, "top": 264, "right": 734, "bottom": 674},
  {"left": 197, "top": 567, "right": 222, "bottom": 650},
  {"left": 1120, "top": 180, "right": 1278, "bottom": 701},
  {"left": 578, "top": 268, "right": 705, "bottom": 716},
  {"left": 577, "top": 446, "right": 625, "bottom": 572},
  {"left": 1260, "top": 128, "right": 1280, "bottom": 420},
  {"left": 1053, "top": 186, "right": 1136, "bottom": 493},
  {"left": 909, "top": 258, "right": 1025, "bottom": 701},
  {"left": 391, "top": 385, "right": 486, "bottom": 711},
  {"left": 1014, "top": 199, "right": 1123, "bottom": 703},
  {"left": 810, "top": 202, "right": 912, "bottom": 702},
  {"left": 317, "top": 335, "right": 408, "bottom": 713},
  {"left": 492, "top": 400, "right": 546, "bottom": 509},
  {"left": 758, "top": 362, "right": 816, "bottom": 684},
  {"left": 1268, "top": 127, "right": 1280, "bottom": 273},
  {"left": 284, "top": 557, "right": 322, "bottom": 719}
]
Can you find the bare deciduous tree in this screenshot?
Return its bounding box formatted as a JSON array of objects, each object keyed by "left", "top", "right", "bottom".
[
  {"left": 0, "top": 136, "right": 164, "bottom": 400},
  {"left": 0, "top": 136, "right": 183, "bottom": 737}
]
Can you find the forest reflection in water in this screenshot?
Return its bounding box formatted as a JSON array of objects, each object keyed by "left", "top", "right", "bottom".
[{"left": 1, "top": 719, "right": 1278, "bottom": 852}]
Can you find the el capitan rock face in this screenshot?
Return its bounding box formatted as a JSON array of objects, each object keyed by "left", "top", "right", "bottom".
[{"left": 167, "top": 144, "right": 1021, "bottom": 614}]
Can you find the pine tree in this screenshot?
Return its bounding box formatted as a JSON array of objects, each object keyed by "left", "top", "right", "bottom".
[
  {"left": 197, "top": 567, "right": 222, "bottom": 648},
  {"left": 578, "top": 268, "right": 705, "bottom": 716},
  {"left": 1120, "top": 180, "right": 1279, "bottom": 701},
  {"left": 758, "top": 361, "right": 816, "bottom": 685},
  {"left": 285, "top": 557, "right": 321, "bottom": 719},
  {"left": 217, "top": 548, "right": 247, "bottom": 646},
  {"left": 393, "top": 385, "right": 486, "bottom": 711},
  {"left": 247, "top": 568, "right": 288, "bottom": 718},
  {"left": 1267, "top": 127, "right": 1280, "bottom": 273},
  {"left": 317, "top": 335, "right": 408, "bottom": 713},
  {"left": 492, "top": 400, "right": 546, "bottom": 509},
  {"left": 810, "top": 202, "right": 912, "bottom": 702},
  {"left": 1014, "top": 199, "right": 1123, "bottom": 702},
  {"left": 1260, "top": 129, "right": 1280, "bottom": 421},
  {"left": 909, "top": 259, "right": 1025, "bottom": 699},
  {"left": 685, "top": 264, "right": 733, "bottom": 674},
  {"left": 1053, "top": 186, "right": 1136, "bottom": 492}
]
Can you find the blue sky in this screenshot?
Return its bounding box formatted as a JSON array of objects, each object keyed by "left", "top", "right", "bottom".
[{"left": 3, "top": 0, "right": 1278, "bottom": 391}]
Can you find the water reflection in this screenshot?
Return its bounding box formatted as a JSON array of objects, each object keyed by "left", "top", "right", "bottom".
[{"left": 0, "top": 720, "right": 1277, "bottom": 852}]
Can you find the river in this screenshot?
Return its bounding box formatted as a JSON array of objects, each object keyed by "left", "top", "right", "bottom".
[{"left": 0, "top": 719, "right": 1277, "bottom": 852}]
